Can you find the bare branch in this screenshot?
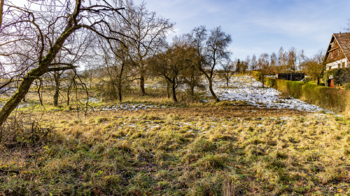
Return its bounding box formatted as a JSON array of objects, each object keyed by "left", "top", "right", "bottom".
[{"left": 47, "top": 66, "right": 77, "bottom": 72}]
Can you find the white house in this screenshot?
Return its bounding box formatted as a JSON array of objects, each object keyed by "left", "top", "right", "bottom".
[{"left": 324, "top": 33, "right": 350, "bottom": 70}]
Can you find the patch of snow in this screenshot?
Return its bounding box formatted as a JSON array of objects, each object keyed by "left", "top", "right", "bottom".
[{"left": 206, "top": 75, "right": 324, "bottom": 112}]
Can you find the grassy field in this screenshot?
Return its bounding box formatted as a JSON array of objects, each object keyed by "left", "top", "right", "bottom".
[{"left": 1, "top": 76, "right": 350, "bottom": 195}]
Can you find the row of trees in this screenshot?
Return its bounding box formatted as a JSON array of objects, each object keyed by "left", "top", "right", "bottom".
[
  {"left": 0, "top": 0, "right": 233, "bottom": 127},
  {"left": 97, "top": 25, "right": 232, "bottom": 103},
  {"left": 148, "top": 27, "right": 232, "bottom": 102},
  {"left": 0, "top": 0, "right": 144, "bottom": 127},
  {"left": 91, "top": 1, "right": 232, "bottom": 103},
  {"left": 234, "top": 47, "right": 305, "bottom": 73},
  {"left": 232, "top": 46, "right": 327, "bottom": 85}
]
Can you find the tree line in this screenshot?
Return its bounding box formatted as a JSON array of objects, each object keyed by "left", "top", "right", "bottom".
[
  {"left": 235, "top": 47, "right": 327, "bottom": 85},
  {"left": 234, "top": 47, "right": 305, "bottom": 74},
  {"left": 0, "top": 0, "right": 233, "bottom": 127}
]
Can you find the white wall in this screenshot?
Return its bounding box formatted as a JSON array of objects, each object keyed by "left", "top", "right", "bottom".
[{"left": 326, "top": 58, "right": 349, "bottom": 70}]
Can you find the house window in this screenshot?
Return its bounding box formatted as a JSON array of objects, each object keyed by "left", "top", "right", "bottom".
[
  {"left": 338, "top": 63, "right": 341, "bottom": 69},
  {"left": 342, "top": 62, "right": 345, "bottom": 68}
]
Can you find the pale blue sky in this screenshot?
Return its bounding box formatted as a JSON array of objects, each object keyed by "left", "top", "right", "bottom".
[{"left": 133, "top": 0, "right": 350, "bottom": 59}]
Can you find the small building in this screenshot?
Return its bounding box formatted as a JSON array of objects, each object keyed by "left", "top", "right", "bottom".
[
  {"left": 324, "top": 33, "right": 350, "bottom": 87},
  {"left": 276, "top": 73, "right": 305, "bottom": 81},
  {"left": 324, "top": 33, "right": 350, "bottom": 70}
]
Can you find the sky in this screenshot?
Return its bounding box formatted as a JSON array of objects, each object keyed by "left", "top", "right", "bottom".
[{"left": 132, "top": 0, "right": 350, "bottom": 60}]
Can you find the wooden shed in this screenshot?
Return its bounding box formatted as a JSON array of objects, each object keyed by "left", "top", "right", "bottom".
[{"left": 276, "top": 73, "right": 305, "bottom": 81}]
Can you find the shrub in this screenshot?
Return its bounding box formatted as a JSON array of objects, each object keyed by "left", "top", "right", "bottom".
[
  {"left": 274, "top": 79, "right": 350, "bottom": 113},
  {"left": 323, "top": 68, "right": 350, "bottom": 87},
  {"left": 265, "top": 77, "right": 275, "bottom": 87},
  {"left": 345, "top": 83, "right": 350, "bottom": 90},
  {"left": 252, "top": 71, "right": 262, "bottom": 81}
]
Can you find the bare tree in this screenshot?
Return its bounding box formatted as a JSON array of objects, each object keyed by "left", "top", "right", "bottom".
[
  {"left": 221, "top": 59, "right": 234, "bottom": 87},
  {"left": 50, "top": 41, "right": 91, "bottom": 107},
  {"left": 52, "top": 70, "right": 64, "bottom": 107},
  {"left": 288, "top": 47, "right": 297, "bottom": 72},
  {"left": 190, "top": 26, "right": 232, "bottom": 102},
  {"left": 150, "top": 40, "right": 190, "bottom": 102},
  {"left": 251, "top": 54, "right": 257, "bottom": 70},
  {"left": 278, "top": 47, "right": 285, "bottom": 67},
  {"left": 301, "top": 50, "right": 326, "bottom": 85},
  {"left": 297, "top": 49, "right": 306, "bottom": 71},
  {"left": 242, "top": 60, "right": 249, "bottom": 73},
  {"left": 0, "top": 0, "right": 132, "bottom": 127},
  {"left": 236, "top": 59, "right": 241, "bottom": 72},
  {"left": 83, "top": 65, "right": 95, "bottom": 89},
  {"left": 180, "top": 36, "right": 203, "bottom": 98},
  {"left": 270, "top": 52, "right": 277, "bottom": 67},
  {"left": 245, "top": 56, "right": 251, "bottom": 70},
  {"left": 122, "top": 2, "right": 174, "bottom": 96},
  {"left": 98, "top": 35, "right": 133, "bottom": 102},
  {"left": 258, "top": 53, "right": 271, "bottom": 87},
  {"left": 236, "top": 59, "right": 249, "bottom": 73},
  {"left": 62, "top": 70, "right": 75, "bottom": 106},
  {"left": 150, "top": 36, "right": 199, "bottom": 102}
]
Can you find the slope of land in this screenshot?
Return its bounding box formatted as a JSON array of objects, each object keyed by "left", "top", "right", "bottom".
[{"left": 1, "top": 75, "right": 350, "bottom": 195}]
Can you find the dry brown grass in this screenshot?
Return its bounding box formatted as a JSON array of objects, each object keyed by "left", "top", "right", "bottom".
[
  {"left": 1, "top": 107, "right": 350, "bottom": 195},
  {"left": 1, "top": 75, "right": 349, "bottom": 195}
]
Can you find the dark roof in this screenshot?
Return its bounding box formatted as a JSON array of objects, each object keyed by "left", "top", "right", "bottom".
[{"left": 332, "top": 33, "right": 350, "bottom": 61}]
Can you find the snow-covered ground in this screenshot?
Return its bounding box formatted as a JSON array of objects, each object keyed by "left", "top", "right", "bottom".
[
  {"left": 205, "top": 75, "right": 324, "bottom": 112},
  {"left": 0, "top": 75, "right": 328, "bottom": 113},
  {"left": 81, "top": 98, "right": 165, "bottom": 112},
  {"left": 93, "top": 103, "right": 165, "bottom": 112},
  {"left": 0, "top": 102, "right": 37, "bottom": 109}
]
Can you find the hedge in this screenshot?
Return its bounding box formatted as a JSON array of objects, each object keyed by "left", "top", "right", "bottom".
[
  {"left": 252, "top": 71, "right": 262, "bottom": 81},
  {"left": 265, "top": 77, "right": 275, "bottom": 87},
  {"left": 272, "top": 79, "right": 350, "bottom": 114},
  {"left": 252, "top": 71, "right": 275, "bottom": 87}
]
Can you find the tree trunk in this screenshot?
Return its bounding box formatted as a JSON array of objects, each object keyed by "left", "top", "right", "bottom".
[
  {"left": 38, "top": 80, "right": 43, "bottom": 106},
  {"left": 118, "top": 82, "right": 122, "bottom": 102},
  {"left": 0, "top": 20, "right": 79, "bottom": 127},
  {"left": 208, "top": 79, "right": 219, "bottom": 102},
  {"left": 90, "top": 73, "right": 93, "bottom": 89},
  {"left": 54, "top": 77, "right": 60, "bottom": 107},
  {"left": 140, "top": 71, "right": 146, "bottom": 96},
  {"left": 0, "top": 0, "right": 4, "bottom": 29},
  {"left": 67, "top": 87, "right": 70, "bottom": 106},
  {"left": 172, "top": 83, "right": 177, "bottom": 102},
  {"left": 67, "top": 79, "right": 73, "bottom": 106},
  {"left": 226, "top": 78, "right": 229, "bottom": 87},
  {"left": 317, "top": 78, "right": 320, "bottom": 86},
  {"left": 190, "top": 85, "right": 194, "bottom": 97},
  {"left": 166, "top": 81, "right": 170, "bottom": 98},
  {"left": 0, "top": 76, "right": 35, "bottom": 126}
]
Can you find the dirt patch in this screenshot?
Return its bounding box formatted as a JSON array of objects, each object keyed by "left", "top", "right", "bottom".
[
  {"left": 6, "top": 105, "right": 308, "bottom": 126},
  {"left": 85, "top": 105, "right": 308, "bottom": 119}
]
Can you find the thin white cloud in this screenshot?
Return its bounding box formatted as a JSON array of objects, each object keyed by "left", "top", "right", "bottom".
[{"left": 132, "top": 0, "right": 350, "bottom": 59}]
